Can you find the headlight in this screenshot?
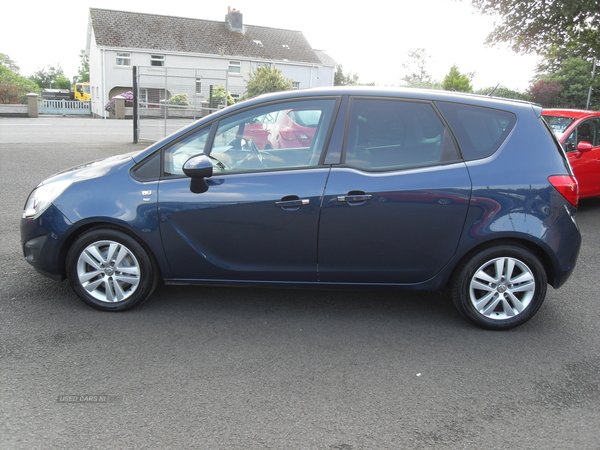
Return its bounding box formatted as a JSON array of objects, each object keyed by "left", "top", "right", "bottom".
[{"left": 23, "top": 180, "right": 73, "bottom": 219}]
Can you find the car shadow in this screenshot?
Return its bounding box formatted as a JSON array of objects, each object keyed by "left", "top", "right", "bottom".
[
  {"left": 136, "top": 283, "right": 466, "bottom": 331},
  {"left": 577, "top": 196, "right": 600, "bottom": 212}
]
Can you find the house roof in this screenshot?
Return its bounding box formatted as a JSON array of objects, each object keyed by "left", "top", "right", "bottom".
[{"left": 89, "top": 8, "right": 333, "bottom": 66}]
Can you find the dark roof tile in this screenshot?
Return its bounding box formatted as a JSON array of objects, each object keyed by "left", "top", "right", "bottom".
[{"left": 90, "top": 8, "right": 330, "bottom": 65}]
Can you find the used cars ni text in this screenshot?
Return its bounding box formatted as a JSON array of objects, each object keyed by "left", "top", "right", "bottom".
[
  {"left": 542, "top": 108, "right": 600, "bottom": 199},
  {"left": 21, "top": 87, "right": 581, "bottom": 330}
]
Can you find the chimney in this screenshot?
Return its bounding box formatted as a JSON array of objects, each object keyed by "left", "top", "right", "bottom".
[{"left": 226, "top": 7, "right": 243, "bottom": 32}]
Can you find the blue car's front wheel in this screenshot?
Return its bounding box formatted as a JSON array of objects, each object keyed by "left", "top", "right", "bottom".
[{"left": 66, "top": 228, "right": 158, "bottom": 311}]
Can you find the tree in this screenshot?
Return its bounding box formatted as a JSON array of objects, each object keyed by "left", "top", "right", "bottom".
[
  {"left": 334, "top": 64, "right": 374, "bottom": 86},
  {"left": 527, "top": 80, "right": 562, "bottom": 107},
  {"left": 474, "top": 86, "right": 530, "bottom": 101},
  {"left": 469, "top": 0, "right": 600, "bottom": 59},
  {"left": 530, "top": 56, "right": 599, "bottom": 108},
  {"left": 400, "top": 48, "right": 437, "bottom": 88},
  {"left": 244, "top": 66, "right": 294, "bottom": 98},
  {"left": 0, "top": 53, "right": 20, "bottom": 73},
  {"left": 442, "top": 65, "right": 473, "bottom": 92},
  {"left": 29, "top": 64, "right": 71, "bottom": 90},
  {"left": 334, "top": 65, "right": 359, "bottom": 86},
  {"left": 75, "top": 50, "right": 89, "bottom": 83},
  {"left": 0, "top": 64, "right": 39, "bottom": 103}
]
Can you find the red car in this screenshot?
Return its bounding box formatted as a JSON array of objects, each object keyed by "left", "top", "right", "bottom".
[
  {"left": 542, "top": 109, "right": 600, "bottom": 198},
  {"left": 243, "top": 108, "right": 319, "bottom": 150}
]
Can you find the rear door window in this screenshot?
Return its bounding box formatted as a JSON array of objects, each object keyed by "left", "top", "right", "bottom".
[
  {"left": 343, "top": 98, "right": 460, "bottom": 170},
  {"left": 436, "top": 102, "right": 516, "bottom": 160}
]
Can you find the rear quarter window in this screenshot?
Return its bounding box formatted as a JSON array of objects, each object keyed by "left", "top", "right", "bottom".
[{"left": 436, "top": 102, "right": 516, "bottom": 161}]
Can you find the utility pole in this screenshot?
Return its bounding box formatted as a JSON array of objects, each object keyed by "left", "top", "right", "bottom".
[{"left": 586, "top": 57, "right": 597, "bottom": 110}]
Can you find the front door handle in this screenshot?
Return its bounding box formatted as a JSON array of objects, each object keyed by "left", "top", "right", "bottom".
[
  {"left": 275, "top": 199, "right": 310, "bottom": 207},
  {"left": 275, "top": 195, "right": 310, "bottom": 211}
]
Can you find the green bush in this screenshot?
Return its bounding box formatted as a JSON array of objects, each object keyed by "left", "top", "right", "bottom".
[
  {"left": 211, "top": 86, "right": 235, "bottom": 106},
  {"left": 168, "top": 93, "right": 190, "bottom": 106},
  {"left": 244, "top": 66, "right": 294, "bottom": 99}
]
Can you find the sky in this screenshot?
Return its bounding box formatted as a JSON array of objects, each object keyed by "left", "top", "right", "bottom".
[{"left": 2, "top": 0, "right": 541, "bottom": 92}]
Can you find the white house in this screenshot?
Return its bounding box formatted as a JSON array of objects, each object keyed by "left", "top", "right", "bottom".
[{"left": 86, "top": 8, "right": 336, "bottom": 118}]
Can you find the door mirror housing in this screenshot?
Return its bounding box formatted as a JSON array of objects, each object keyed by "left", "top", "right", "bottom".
[
  {"left": 183, "top": 154, "right": 213, "bottom": 193},
  {"left": 577, "top": 141, "right": 593, "bottom": 152},
  {"left": 183, "top": 154, "right": 213, "bottom": 178}
]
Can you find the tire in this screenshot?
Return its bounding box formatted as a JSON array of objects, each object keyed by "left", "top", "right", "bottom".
[
  {"left": 451, "top": 244, "right": 547, "bottom": 330},
  {"left": 66, "top": 228, "right": 158, "bottom": 311}
]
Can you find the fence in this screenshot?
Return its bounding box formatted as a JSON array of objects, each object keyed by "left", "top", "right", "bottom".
[
  {"left": 38, "top": 99, "right": 91, "bottom": 115},
  {"left": 134, "top": 66, "right": 242, "bottom": 142}
]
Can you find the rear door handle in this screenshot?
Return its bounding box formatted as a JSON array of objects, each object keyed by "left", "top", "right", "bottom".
[
  {"left": 337, "top": 194, "right": 372, "bottom": 202},
  {"left": 337, "top": 191, "right": 372, "bottom": 205}
]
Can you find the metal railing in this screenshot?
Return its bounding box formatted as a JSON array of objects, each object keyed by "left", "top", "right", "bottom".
[{"left": 39, "top": 100, "right": 91, "bottom": 115}]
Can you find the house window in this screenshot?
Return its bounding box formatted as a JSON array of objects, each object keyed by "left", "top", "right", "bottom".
[
  {"left": 116, "top": 52, "right": 131, "bottom": 66},
  {"left": 151, "top": 55, "right": 165, "bottom": 67},
  {"left": 195, "top": 78, "right": 202, "bottom": 94},
  {"left": 228, "top": 61, "right": 241, "bottom": 74},
  {"left": 254, "top": 62, "right": 272, "bottom": 70},
  {"left": 292, "top": 82, "right": 300, "bottom": 89}
]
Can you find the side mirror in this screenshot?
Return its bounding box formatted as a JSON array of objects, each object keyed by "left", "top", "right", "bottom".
[
  {"left": 183, "top": 154, "right": 213, "bottom": 194},
  {"left": 577, "top": 141, "right": 593, "bottom": 152}
]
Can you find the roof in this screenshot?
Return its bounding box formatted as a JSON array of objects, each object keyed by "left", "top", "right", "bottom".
[
  {"left": 216, "top": 86, "right": 543, "bottom": 119},
  {"left": 89, "top": 8, "right": 333, "bottom": 66},
  {"left": 314, "top": 50, "right": 337, "bottom": 67}
]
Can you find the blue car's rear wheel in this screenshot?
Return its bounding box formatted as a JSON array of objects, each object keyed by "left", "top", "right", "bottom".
[
  {"left": 451, "top": 244, "right": 547, "bottom": 330},
  {"left": 66, "top": 228, "right": 158, "bottom": 311}
]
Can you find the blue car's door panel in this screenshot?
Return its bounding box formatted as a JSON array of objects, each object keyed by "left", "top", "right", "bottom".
[
  {"left": 158, "top": 169, "right": 330, "bottom": 281},
  {"left": 318, "top": 163, "right": 472, "bottom": 284}
]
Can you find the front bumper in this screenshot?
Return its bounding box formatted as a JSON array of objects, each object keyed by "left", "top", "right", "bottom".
[{"left": 20, "top": 204, "right": 72, "bottom": 281}]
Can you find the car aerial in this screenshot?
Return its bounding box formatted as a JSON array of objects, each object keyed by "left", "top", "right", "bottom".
[
  {"left": 21, "top": 87, "right": 581, "bottom": 330},
  {"left": 542, "top": 108, "right": 600, "bottom": 199}
]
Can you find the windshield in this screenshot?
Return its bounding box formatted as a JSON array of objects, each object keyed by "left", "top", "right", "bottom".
[{"left": 542, "top": 115, "right": 576, "bottom": 136}]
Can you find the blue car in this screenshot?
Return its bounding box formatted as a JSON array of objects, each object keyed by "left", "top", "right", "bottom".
[{"left": 21, "top": 87, "right": 581, "bottom": 330}]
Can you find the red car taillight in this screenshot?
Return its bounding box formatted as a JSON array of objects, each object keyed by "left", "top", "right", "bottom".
[
  {"left": 279, "top": 128, "right": 297, "bottom": 141},
  {"left": 549, "top": 175, "right": 579, "bottom": 208},
  {"left": 279, "top": 128, "right": 310, "bottom": 142}
]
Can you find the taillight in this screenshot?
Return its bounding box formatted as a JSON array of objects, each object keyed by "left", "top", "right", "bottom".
[
  {"left": 279, "top": 128, "right": 297, "bottom": 141},
  {"left": 549, "top": 175, "right": 579, "bottom": 208}
]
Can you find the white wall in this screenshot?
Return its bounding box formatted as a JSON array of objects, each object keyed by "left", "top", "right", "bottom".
[{"left": 88, "top": 33, "right": 335, "bottom": 117}]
